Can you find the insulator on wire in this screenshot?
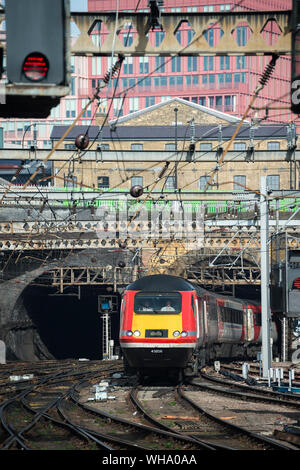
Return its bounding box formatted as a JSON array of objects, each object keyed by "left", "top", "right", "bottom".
[
  {"left": 75, "top": 134, "right": 89, "bottom": 150},
  {"left": 130, "top": 185, "right": 143, "bottom": 198},
  {"left": 259, "top": 53, "right": 279, "bottom": 87},
  {"left": 102, "top": 53, "right": 125, "bottom": 85},
  {"left": 158, "top": 162, "right": 170, "bottom": 179}
]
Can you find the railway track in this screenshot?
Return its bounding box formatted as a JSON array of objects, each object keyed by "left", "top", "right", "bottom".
[
  {"left": 128, "top": 382, "right": 293, "bottom": 450},
  {"left": 2, "top": 359, "right": 299, "bottom": 451},
  {"left": 0, "top": 360, "right": 123, "bottom": 450},
  {"left": 0, "top": 360, "right": 207, "bottom": 451},
  {"left": 198, "top": 366, "right": 300, "bottom": 408}
]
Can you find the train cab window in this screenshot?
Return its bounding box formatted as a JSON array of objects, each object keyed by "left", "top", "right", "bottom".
[
  {"left": 134, "top": 292, "right": 182, "bottom": 314},
  {"left": 191, "top": 296, "right": 196, "bottom": 318}
]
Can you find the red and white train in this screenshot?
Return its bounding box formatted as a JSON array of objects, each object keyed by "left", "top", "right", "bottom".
[{"left": 119, "top": 274, "right": 278, "bottom": 380}]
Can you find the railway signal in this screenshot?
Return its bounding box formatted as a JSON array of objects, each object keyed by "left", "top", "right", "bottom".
[
  {"left": 2, "top": 0, "right": 70, "bottom": 118},
  {"left": 271, "top": 244, "right": 300, "bottom": 318}
]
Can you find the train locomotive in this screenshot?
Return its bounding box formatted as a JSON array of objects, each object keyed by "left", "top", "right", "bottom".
[{"left": 119, "top": 274, "right": 278, "bottom": 380}]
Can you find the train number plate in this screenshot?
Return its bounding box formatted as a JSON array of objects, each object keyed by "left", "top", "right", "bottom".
[
  {"left": 145, "top": 329, "right": 168, "bottom": 338},
  {"left": 151, "top": 349, "right": 163, "bottom": 353}
]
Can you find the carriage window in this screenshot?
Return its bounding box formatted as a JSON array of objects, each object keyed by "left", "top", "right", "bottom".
[
  {"left": 220, "top": 305, "right": 243, "bottom": 324},
  {"left": 134, "top": 292, "right": 182, "bottom": 314}
]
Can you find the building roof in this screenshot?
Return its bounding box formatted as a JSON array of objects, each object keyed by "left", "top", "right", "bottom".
[
  {"left": 51, "top": 122, "right": 289, "bottom": 141},
  {"left": 109, "top": 97, "right": 244, "bottom": 125}
]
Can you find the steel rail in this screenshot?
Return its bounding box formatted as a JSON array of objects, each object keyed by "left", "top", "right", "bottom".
[
  {"left": 129, "top": 385, "right": 234, "bottom": 451},
  {"left": 177, "top": 384, "right": 294, "bottom": 450}
]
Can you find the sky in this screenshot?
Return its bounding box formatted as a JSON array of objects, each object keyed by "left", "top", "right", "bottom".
[{"left": 70, "top": 0, "right": 88, "bottom": 11}]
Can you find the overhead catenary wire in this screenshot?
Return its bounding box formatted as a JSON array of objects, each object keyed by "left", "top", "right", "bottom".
[{"left": 1, "top": 0, "right": 298, "bottom": 272}]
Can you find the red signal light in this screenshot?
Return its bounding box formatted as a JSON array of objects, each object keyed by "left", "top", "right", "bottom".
[
  {"left": 22, "top": 52, "right": 49, "bottom": 81},
  {"left": 293, "top": 277, "right": 300, "bottom": 289}
]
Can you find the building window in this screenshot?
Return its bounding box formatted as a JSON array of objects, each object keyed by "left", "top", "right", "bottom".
[
  {"left": 220, "top": 56, "right": 230, "bottom": 70},
  {"left": 155, "top": 56, "right": 165, "bottom": 73},
  {"left": 204, "top": 28, "right": 214, "bottom": 46},
  {"left": 165, "top": 176, "right": 175, "bottom": 190},
  {"left": 71, "top": 77, "right": 76, "bottom": 95},
  {"left": 82, "top": 99, "right": 91, "bottom": 118},
  {"left": 131, "top": 144, "right": 143, "bottom": 151},
  {"left": 91, "top": 57, "right": 102, "bottom": 76},
  {"left": 234, "top": 142, "right": 246, "bottom": 151},
  {"left": 129, "top": 97, "right": 139, "bottom": 113},
  {"left": 234, "top": 175, "right": 246, "bottom": 190},
  {"left": 171, "top": 56, "right": 181, "bottom": 73},
  {"left": 199, "top": 97, "right": 206, "bottom": 106},
  {"left": 236, "top": 56, "right": 246, "bottom": 69},
  {"left": 204, "top": 56, "right": 214, "bottom": 71},
  {"left": 165, "top": 143, "right": 176, "bottom": 151},
  {"left": 145, "top": 96, "right": 155, "bottom": 107},
  {"left": 155, "top": 30, "right": 165, "bottom": 46},
  {"left": 176, "top": 75, "right": 183, "bottom": 86},
  {"left": 123, "top": 57, "right": 133, "bottom": 74},
  {"left": 131, "top": 176, "right": 143, "bottom": 187},
  {"left": 64, "top": 143, "right": 76, "bottom": 150},
  {"left": 268, "top": 141, "right": 280, "bottom": 150},
  {"left": 224, "top": 95, "right": 231, "bottom": 111},
  {"left": 236, "top": 26, "right": 247, "bottom": 46},
  {"left": 98, "top": 176, "right": 110, "bottom": 189},
  {"left": 65, "top": 100, "right": 76, "bottom": 118},
  {"left": 123, "top": 32, "right": 133, "bottom": 47},
  {"left": 220, "top": 4, "right": 231, "bottom": 10},
  {"left": 121, "top": 77, "right": 128, "bottom": 89},
  {"left": 187, "top": 56, "right": 197, "bottom": 72},
  {"left": 199, "top": 176, "right": 212, "bottom": 190},
  {"left": 64, "top": 175, "right": 77, "bottom": 188},
  {"left": 144, "top": 76, "right": 151, "bottom": 87},
  {"left": 225, "top": 73, "right": 232, "bottom": 83},
  {"left": 160, "top": 76, "right": 167, "bottom": 87},
  {"left": 215, "top": 96, "right": 222, "bottom": 110},
  {"left": 200, "top": 143, "right": 212, "bottom": 151},
  {"left": 267, "top": 175, "right": 280, "bottom": 190}
]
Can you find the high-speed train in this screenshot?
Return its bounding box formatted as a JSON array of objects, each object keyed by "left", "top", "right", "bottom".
[{"left": 119, "top": 274, "right": 278, "bottom": 380}]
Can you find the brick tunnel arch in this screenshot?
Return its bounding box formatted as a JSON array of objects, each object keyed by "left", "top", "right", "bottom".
[
  {"left": 147, "top": 245, "right": 260, "bottom": 277},
  {"left": 0, "top": 248, "right": 134, "bottom": 361}
]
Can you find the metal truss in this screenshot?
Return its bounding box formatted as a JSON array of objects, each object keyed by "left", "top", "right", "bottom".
[
  {"left": 187, "top": 265, "right": 261, "bottom": 285},
  {"left": 49, "top": 266, "right": 137, "bottom": 292},
  {"left": 70, "top": 10, "right": 292, "bottom": 56}
]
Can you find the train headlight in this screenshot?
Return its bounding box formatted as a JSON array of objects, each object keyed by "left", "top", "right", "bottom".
[
  {"left": 173, "top": 330, "right": 180, "bottom": 337},
  {"left": 126, "top": 330, "right": 133, "bottom": 337},
  {"left": 181, "top": 331, "right": 188, "bottom": 337},
  {"left": 133, "top": 330, "right": 141, "bottom": 337}
]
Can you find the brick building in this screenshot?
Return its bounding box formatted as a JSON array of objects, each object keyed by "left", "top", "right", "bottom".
[{"left": 50, "top": 97, "right": 297, "bottom": 193}]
